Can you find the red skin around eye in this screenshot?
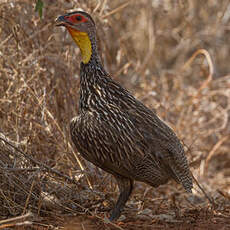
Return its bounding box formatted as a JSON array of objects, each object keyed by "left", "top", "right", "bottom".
[{"left": 65, "top": 14, "right": 88, "bottom": 23}]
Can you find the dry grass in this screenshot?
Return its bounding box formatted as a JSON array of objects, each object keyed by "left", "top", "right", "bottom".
[{"left": 0, "top": 0, "right": 230, "bottom": 229}]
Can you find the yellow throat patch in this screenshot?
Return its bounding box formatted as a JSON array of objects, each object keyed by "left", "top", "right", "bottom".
[{"left": 68, "top": 28, "right": 92, "bottom": 64}]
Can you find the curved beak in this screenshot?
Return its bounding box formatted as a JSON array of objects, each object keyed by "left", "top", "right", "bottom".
[{"left": 55, "top": 15, "right": 73, "bottom": 27}]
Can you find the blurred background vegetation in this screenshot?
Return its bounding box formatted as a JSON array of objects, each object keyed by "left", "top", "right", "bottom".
[{"left": 0, "top": 0, "right": 230, "bottom": 229}]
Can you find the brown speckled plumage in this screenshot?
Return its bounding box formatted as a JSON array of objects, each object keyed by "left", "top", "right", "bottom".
[{"left": 57, "top": 11, "right": 193, "bottom": 221}]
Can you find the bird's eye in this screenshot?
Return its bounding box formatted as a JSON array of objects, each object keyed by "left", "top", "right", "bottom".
[{"left": 76, "top": 15, "right": 82, "bottom": 21}]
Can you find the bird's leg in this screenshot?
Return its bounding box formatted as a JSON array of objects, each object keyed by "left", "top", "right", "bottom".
[{"left": 109, "top": 176, "right": 134, "bottom": 221}]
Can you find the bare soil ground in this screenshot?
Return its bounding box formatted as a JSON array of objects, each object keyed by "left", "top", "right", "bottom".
[{"left": 0, "top": 1, "right": 230, "bottom": 229}]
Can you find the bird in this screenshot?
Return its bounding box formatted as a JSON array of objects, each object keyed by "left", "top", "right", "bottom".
[{"left": 56, "top": 11, "right": 193, "bottom": 221}]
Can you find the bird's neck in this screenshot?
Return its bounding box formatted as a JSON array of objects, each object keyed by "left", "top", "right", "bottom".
[
  {"left": 67, "top": 28, "right": 100, "bottom": 64},
  {"left": 78, "top": 55, "right": 109, "bottom": 111},
  {"left": 68, "top": 28, "right": 109, "bottom": 111}
]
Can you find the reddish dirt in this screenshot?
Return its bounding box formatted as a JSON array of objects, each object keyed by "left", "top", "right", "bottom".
[{"left": 10, "top": 207, "right": 230, "bottom": 230}]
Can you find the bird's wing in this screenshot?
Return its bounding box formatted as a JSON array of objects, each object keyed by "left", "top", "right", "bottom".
[{"left": 124, "top": 102, "right": 193, "bottom": 192}]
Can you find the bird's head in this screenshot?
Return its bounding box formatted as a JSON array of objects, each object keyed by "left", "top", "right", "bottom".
[{"left": 56, "top": 11, "right": 96, "bottom": 64}]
